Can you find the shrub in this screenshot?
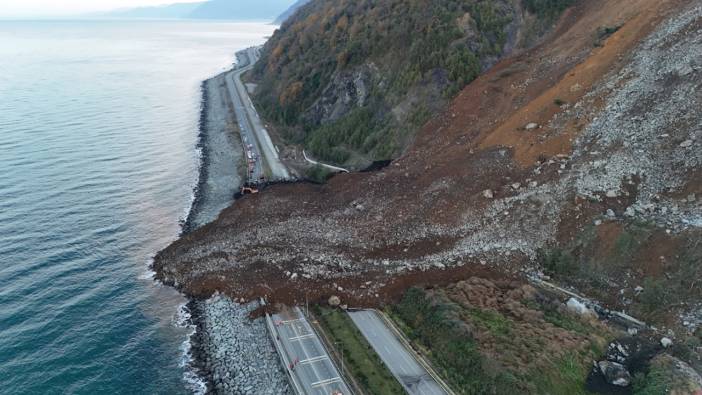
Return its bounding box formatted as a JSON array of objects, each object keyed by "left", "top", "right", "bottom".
[
  {"left": 305, "top": 164, "right": 331, "bottom": 184},
  {"left": 523, "top": 0, "right": 575, "bottom": 19},
  {"left": 538, "top": 248, "right": 577, "bottom": 277}
]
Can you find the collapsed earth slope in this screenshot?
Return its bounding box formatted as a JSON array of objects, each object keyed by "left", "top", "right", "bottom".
[{"left": 155, "top": 0, "right": 701, "bottom": 343}]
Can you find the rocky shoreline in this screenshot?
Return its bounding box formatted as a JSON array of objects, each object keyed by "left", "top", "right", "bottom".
[
  {"left": 181, "top": 80, "right": 210, "bottom": 235},
  {"left": 176, "top": 69, "right": 288, "bottom": 393},
  {"left": 183, "top": 72, "right": 247, "bottom": 234},
  {"left": 186, "top": 296, "right": 290, "bottom": 394}
]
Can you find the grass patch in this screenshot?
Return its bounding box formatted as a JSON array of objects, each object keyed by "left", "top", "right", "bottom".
[
  {"left": 632, "top": 363, "right": 673, "bottom": 395},
  {"left": 530, "top": 353, "right": 596, "bottom": 395},
  {"left": 466, "top": 308, "right": 512, "bottom": 337},
  {"left": 313, "top": 306, "right": 404, "bottom": 395},
  {"left": 538, "top": 248, "right": 578, "bottom": 277},
  {"left": 390, "top": 287, "right": 519, "bottom": 394},
  {"left": 542, "top": 309, "right": 592, "bottom": 336}
]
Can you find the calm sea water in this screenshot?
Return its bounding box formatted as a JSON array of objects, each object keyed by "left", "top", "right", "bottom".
[{"left": 0, "top": 20, "right": 275, "bottom": 394}]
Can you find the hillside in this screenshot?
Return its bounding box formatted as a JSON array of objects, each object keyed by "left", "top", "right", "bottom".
[
  {"left": 251, "top": 0, "right": 575, "bottom": 167},
  {"left": 155, "top": 0, "right": 702, "bottom": 392}
]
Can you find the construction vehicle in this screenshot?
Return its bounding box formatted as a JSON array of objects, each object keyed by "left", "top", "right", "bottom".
[{"left": 241, "top": 182, "right": 259, "bottom": 194}]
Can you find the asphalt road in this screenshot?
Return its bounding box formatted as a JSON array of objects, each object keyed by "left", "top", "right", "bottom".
[
  {"left": 271, "top": 307, "right": 350, "bottom": 395},
  {"left": 348, "top": 310, "right": 447, "bottom": 395},
  {"left": 228, "top": 47, "right": 290, "bottom": 182}
]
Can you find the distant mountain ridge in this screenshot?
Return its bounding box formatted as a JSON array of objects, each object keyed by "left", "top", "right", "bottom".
[
  {"left": 102, "top": 0, "right": 295, "bottom": 21},
  {"left": 102, "top": 2, "right": 203, "bottom": 19},
  {"left": 273, "top": 0, "right": 310, "bottom": 24},
  {"left": 190, "top": 0, "right": 295, "bottom": 20}
]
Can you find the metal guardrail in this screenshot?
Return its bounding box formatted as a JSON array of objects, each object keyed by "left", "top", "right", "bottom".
[{"left": 528, "top": 277, "right": 649, "bottom": 329}]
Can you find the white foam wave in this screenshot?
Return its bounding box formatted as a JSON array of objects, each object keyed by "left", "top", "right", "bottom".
[
  {"left": 174, "top": 302, "right": 207, "bottom": 395},
  {"left": 138, "top": 257, "right": 159, "bottom": 282}
]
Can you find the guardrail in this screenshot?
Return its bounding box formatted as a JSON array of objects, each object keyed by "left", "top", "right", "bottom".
[
  {"left": 303, "top": 150, "right": 350, "bottom": 173},
  {"left": 528, "top": 277, "right": 649, "bottom": 330}
]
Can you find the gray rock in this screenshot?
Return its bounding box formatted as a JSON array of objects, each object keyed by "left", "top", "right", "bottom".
[
  {"left": 566, "top": 298, "right": 597, "bottom": 319},
  {"left": 624, "top": 207, "right": 636, "bottom": 217},
  {"left": 328, "top": 295, "right": 341, "bottom": 307},
  {"left": 598, "top": 361, "right": 632, "bottom": 387}
]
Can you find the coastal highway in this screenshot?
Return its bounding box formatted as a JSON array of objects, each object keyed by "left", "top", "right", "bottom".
[
  {"left": 348, "top": 310, "right": 450, "bottom": 395},
  {"left": 227, "top": 47, "right": 290, "bottom": 182},
  {"left": 270, "top": 307, "right": 351, "bottom": 395}
]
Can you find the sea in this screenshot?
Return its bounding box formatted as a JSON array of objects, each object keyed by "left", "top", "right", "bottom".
[{"left": 0, "top": 20, "right": 275, "bottom": 394}]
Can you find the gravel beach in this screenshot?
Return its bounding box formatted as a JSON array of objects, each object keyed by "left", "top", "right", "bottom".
[{"left": 183, "top": 73, "right": 246, "bottom": 233}]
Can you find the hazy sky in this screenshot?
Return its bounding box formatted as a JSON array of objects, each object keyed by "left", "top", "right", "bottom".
[{"left": 0, "top": 0, "right": 199, "bottom": 17}]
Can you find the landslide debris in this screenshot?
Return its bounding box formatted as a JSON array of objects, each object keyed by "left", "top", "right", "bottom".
[{"left": 154, "top": 0, "right": 702, "bottom": 378}]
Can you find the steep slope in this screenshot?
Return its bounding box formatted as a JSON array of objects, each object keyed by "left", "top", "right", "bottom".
[{"left": 251, "top": 0, "right": 574, "bottom": 167}]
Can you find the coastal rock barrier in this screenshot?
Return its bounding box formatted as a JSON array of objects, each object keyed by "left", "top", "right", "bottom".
[{"left": 190, "top": 294, "right": 291, "bottom": 394}]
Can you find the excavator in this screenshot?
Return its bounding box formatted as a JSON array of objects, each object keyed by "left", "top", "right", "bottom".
[{"left": 241, "top": 182, "right": 259, "bottom": 194}]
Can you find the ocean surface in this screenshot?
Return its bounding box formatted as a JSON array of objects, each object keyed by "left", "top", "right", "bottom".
[{"left": 0, "top": 20, "right": 275, "bottom": 394}]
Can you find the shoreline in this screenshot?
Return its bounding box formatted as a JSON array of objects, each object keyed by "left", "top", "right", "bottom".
[
  {"left": 181, "top": 80, "right": 210, "bottom": 235},
  {"left": 175, "top": 62, "right": 291, "bottom": 393},
  {"left": 181, "top": 71, "right": 247, "bottom": 234}
]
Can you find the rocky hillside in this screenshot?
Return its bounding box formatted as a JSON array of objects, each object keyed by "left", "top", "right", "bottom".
[
  {"left": 155, "top": 0, "right": 701, "bottom": 390},
  {"left": 251, "top": 0, "right": 574, "bottom": 167}
]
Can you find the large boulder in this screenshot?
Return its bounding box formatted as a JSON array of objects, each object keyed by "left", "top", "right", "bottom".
[
  {"left": 598, "top": 361, "right": 632, "bottom": 387},
  {"left": 566, "top": 297, "right": 598, "bottom": 320},
  {"left": 328, "top": 295, "right": 341, "bottom": 307}
]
